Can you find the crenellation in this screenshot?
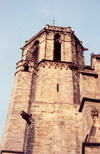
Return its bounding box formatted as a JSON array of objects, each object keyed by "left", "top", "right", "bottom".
[{"left": 46, "top": 24, "right": 72, "bottom": 33}]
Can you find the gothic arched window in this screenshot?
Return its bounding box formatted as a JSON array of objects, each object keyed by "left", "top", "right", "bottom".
[
  {"left": 32, "top": 40, "right": 39, "bottom": 63},
  {"left": 54, "top": 40, "right": 61, "bottom": 61},
  {"left": 24, "top": 64, "right": 29, "bottom": 71},
  {"left": 54, "top": 33, "right": 61, "bottom": 61},
  {"left": 26, "top": 40, "right": 39, "bottom": 62}
]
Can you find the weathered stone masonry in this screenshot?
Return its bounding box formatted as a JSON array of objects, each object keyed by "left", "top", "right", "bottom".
[{"left": 1, "top": 25, "right": 100, "bottom": 154}]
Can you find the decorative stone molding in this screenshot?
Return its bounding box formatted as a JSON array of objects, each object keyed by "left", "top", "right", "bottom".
[
  {"left": 38, "top": 60, "right": 69, "bottom": 70},
  {"left": 15, "top": 60, "right": 38, "bottom": 75},
  {"left": 45, "top": 24, "right": 71, "bottom": 33},
  {"left": 91, "top": 107, "right": 99, "bottom": 119},
  {"left": 69, "top": 64, "right": 93, "bottom": 71}
]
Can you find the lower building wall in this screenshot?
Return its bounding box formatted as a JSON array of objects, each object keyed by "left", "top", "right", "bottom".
[
  {"left": 0, "top": 71, "right": 33, "bottom": 151},
  {"left": 85, "top": 146, "right": 100, "bottom": 154},
  {"left": 82, "top": 101, "right": 100, "bottom": 143},
  {"left": 35, "top": 63, "right": 74, "bottom": 104},
  {"left": 26, "top": 101, "right": 83, "bottom": 154}
]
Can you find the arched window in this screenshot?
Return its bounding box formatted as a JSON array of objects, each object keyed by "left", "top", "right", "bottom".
[
  {"left": 32, "top": 46, "right": 38, "bottom": 63},
  {"left": 54, "top": 40, "right": 61, "bottom": 61},
  {"left": 32, "top": 40, "right": 39, "bottom": 63},
  {"left": 25, "top": 40, "right": 39, "bottom": 62},
  {"left": 75, "top": 42, "right": 80, "bottom": 64},
  {"left": 54, "top": 33, "right": 61, "bottom": 61},
  {"left": 24, "top": 64, "right": 29, "bottom": 71}
]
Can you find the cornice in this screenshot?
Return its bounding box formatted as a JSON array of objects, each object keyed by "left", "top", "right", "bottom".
[
  {"left": 79, "top": 97, "right": 100, "bottom": 112},
  {"left": 20, "top": 24, "right": 86, "bottom": 50},
  {"left": 69, "top": 64, "right": 94, "bottom": 70},
  {"left": 80, "top": 71, "right": 98, "bottom": 78},
  {"left": 71, "top": 32, "right": 88, "bottom": 51},
  {"left": 20, "top": 28, "right": 46, "bottom": 50},
  {"left": 82, "top": 142, "right": 100, "bottom": 154},
  {"left": 38, "top": 59, "right": 72, "bottom": 69},
  {"left": 20, "top": 25, "right": 72, "bottom": 50},
  {"left": 69, "top": 64, "right": 98, "bottom": 77},
  {"left": 15, "top": 60, "right": 38, "bottom": 76},
  {"left": 45, "top": 24, "right": 72, "bottom": 33},
  {"left": 1, "top": 150, "right": 24, "bottom": 154}
]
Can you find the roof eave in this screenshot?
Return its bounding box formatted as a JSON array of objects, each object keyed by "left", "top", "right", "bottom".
[
  {"left": 20, "top": 27, "right": 46, "bottom": 50},
  {"left": 72, "top": 31, "right": 88, "bottom": 51}
]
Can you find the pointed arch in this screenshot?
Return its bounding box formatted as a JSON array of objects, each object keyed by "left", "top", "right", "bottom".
[
  {"left": 24, "top": 64, "right": 29, "bottom": 71},
  {"left": 25, "top": 40, "right": 39, "bottom": 62},
  {"left": 54, "top": 33, "right": 61, "bottom": 61},
  {"left": 54, "top": 40, "right": 61, "bottom": 61},
  {"left": 32, "top": 40, "right": 39, "bottom": 63}
]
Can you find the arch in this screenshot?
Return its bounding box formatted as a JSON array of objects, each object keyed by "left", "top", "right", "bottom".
[
  {"left": 26, "top": 51, "right": 32, "bottom": 61},
  {"left": 54, "top": 33, "right": 60, "bottom": 40},
  {"left": 32, "top": 40, "right": 39, "bottom": 63},
  {"left": 33, "top": 40, "right": 39, "bottom": 46},
  {"left": 54, "top": 33, "right": 61, "bottom": 61},
  {"left": 24, "top": 64, "right": 29, "bottom": 71},
  {"left": 25, "top": 40, "right": 39, "bottom": 62},
  {"left": 54, "top": 40, "right": 61, "bottom": 61}
]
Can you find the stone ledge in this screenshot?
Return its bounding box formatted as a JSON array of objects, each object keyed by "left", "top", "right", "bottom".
[
  {"left": 80, "top": 71, "right": 98, "bottom": 78},
  {"left": 69, "top": 64, "right": 94, "bottom": 70},
  {"left": 1, "top": 150, "right": 24, "bottom": 154},
  {"left": 79, "top": 97, "right": 100, "bottom": 112},
  {"left": 38, "top": 59, "right": 72, "bottom": 69},
  {"left": 82, "top": 142, "right": 100, "bottom": 154}
]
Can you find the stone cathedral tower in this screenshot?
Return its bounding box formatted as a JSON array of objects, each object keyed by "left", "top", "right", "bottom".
[{"left": 1, "top": 25, "right": 100, "bottom": 154}]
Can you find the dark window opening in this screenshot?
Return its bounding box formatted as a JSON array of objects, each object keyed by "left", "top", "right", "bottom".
[
  {"left": 32, "top": 46, "right": 38, "bottom": 63},
  {"left": 54, "top": 41, "right": 61, "bottom": 61},
  {"left": 26, "top": 40, "right": 39, "bottom": 62},
  {"left": 34, "top": 40, "right": 39, "bottom": 46},
  {"left": 57, "top": 84, "right": 59, "bottom": 92},
  {"left": 24, "top": 64, "right": 29, "bottom": 71},
  {"left": 32, "top": 40, "right": 39, "bottom": 63},
  {"left": 54, "top": 33, "right": 60, "bottom": 40}
]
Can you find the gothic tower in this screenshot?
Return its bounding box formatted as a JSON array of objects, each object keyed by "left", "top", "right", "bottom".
[{"left": 1, "top": 25, "right": 100, "bottom": 154}]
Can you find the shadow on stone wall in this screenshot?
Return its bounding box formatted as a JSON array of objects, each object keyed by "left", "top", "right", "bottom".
[{"left": 26, "top": 119, "right": 35, "bottom": 154}]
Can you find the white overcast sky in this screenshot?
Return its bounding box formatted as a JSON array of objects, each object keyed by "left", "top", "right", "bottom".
[{"left": 0, "top": 0, "right": 100, "bottom": 143}]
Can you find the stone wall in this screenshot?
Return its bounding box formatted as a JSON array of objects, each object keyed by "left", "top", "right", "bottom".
[
  {"left": 35, "top": 61, "right": 74, "bottom": 104},
  {"left": 21, "top": 25, "right": 83, "bottom": 64},
  {"left": 1, "top": 25, "right": 100, "bottom": 154},
  {"left": 26, "top": 102, "right": 83, "bottom": 154},
  {"left": 1, "top": 61, "right": 37, "bottom": 152}
]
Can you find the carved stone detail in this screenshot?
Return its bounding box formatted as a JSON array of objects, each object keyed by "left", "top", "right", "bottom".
[
  {"left": 91, "top": 107, "right": 99, "bottom": 119},
  {"left": 46, "top": 25, "right": 71, "bottom": 33},
  {"left": 38, "top": 61, "right": 69, "bottom": 70}
]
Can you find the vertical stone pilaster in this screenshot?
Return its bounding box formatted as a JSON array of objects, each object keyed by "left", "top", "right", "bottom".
[{"left": 1, "top": 61, "right": 37, "bottom": 152}]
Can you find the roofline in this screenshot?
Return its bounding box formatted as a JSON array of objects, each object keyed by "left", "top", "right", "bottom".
[
  {"left": 71, "top": 31, "right": 88, "bottom": 51},
  {"left": 91, "top": 53, "right": 100, "bottom": 59},
  {"left": 20, "top": 27, "right": 46, "bottom": 50},
  {"left": 20, "top": 24, "right": 88, "bottom": 51}
]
